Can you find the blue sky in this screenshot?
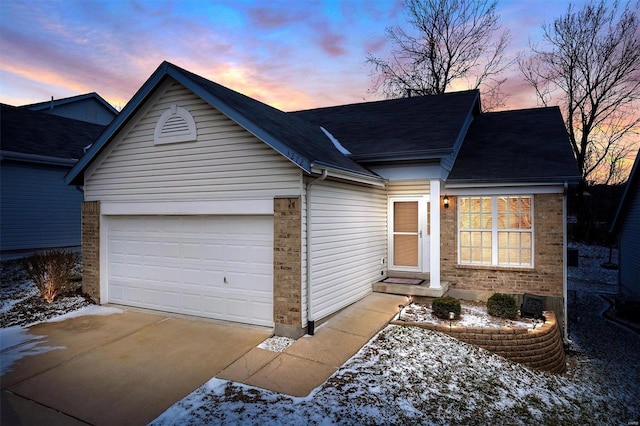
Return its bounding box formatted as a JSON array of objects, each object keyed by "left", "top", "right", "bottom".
[{"left": 0, "top": 0, "right": 594, "bottom": 112}]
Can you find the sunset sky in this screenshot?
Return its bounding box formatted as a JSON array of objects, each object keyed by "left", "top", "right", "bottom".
[{"left": 0, "top": 0, "right": 600, "bottom": 113}]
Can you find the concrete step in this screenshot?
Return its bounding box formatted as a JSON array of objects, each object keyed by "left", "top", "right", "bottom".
[{"left": 373, "top": 280, "right": 450, "bottom": 298}]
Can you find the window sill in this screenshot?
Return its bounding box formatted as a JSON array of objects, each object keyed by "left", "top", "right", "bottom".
[{"left": 456, "top": 264, "right": 535, "bottom": 273}]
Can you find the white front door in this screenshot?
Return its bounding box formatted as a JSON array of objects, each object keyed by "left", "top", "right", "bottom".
[{"left": 390, "top": 197, "right": 430, "bottom": 272}]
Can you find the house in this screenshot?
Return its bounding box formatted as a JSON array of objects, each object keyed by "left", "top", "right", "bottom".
[
  {"left": 65, "top": 61, "right": 581, "bottom": 338},
  {"left": 610, "top": 150, "right": 640, "bottom": 317},
  {"left": 23, "top": 92, "right": 118, "bottom": 125},
  {"left": 0, "top": 104, "right": 107, "bottom": 258}
]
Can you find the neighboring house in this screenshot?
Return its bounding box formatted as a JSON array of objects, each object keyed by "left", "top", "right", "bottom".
[
  {"left": 65, "top": 61, "right": 581, "bottom": 338},
  {"left": 610, "top": 151, "right": 640, "bottom": 315},
  {"left": 23, "top": 92, "right": 118, "bottom": 125},
  {"left": 0, "top": 104, "right": 106, "bottom": 258}
]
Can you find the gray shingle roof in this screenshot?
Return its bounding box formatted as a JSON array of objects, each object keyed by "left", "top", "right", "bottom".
[
  {"left": 293, "top": 90, "right": 480, "bottom": 159},
  {"left": 175, "top": 65, "right": 375, "bottom": 176},
  {"left": 22, "top": 92, "right": 118, "bottom": 115},
  {"left": 447, "top": 107, "right": 582, "bottom": 183},
  {"left": 1, "top": 103, "right": 106, "bottom": 160},
  {"left": 65, "top": 61, "right": 579, "bottom": 187}
]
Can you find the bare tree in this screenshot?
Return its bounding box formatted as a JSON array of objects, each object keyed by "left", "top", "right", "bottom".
[
  {"left": 366, "top": 0, "right": 512, "bottom": 110},
  {"left": 519, "top": 0, "right": 640, "bottom": 185}
]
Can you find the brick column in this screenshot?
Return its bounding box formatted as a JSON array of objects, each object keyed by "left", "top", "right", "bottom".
[
  {"left": 273, "top": 197, "right": 303, "bottom": 338},
  {"left": 82, "top": 201, "right": 100, "bottom": 302}
]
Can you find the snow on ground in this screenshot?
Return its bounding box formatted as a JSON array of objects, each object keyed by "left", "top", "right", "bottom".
[
  {"left": 2, "top": 244, "right": 638, "bottom": 425},
  {"left": 152, "top": 242, "right": 639, "bottom": 426},
  {"left": 400, "top": 300, "right": 533, "bottom": 328},
  {"left": 0, "top": 260, "right": 122, "bottom": 374},
  {"left": 152, "top": 324, "right": 638, "bottom": 425},
  {"left": 0, "top": 326, "right": 66, "bottom": 375},
  {"left": 257, "top": 336, "right": 296, "bottom": 352},
  {"left": 0, "top": 305, "right": 123, "bottom": 376}
]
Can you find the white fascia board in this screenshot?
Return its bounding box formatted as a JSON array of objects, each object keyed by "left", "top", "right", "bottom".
[
  {"left": 65, "top": 64, "right": 170, "bottom": 185},
  {"left": 371, "top": 163, "right": 444, "bottom": 181},
  {"left": 310, "top": 165, "right": 386, "bottom": 187},
  {"left": 101, "top": 199, "right": 274, "bottom": 216},
  {"left": 444, "top": 183, "right": 565, "bottom": 195}
]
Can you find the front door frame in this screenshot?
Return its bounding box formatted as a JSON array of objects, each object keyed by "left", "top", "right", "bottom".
[{"left": 388, "top": 196, "right": 430, "bottom": 273}]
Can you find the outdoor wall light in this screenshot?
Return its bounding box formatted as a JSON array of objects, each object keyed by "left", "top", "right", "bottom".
[{"left": 443, "top": 195, "right": 450, "bottom": 209}]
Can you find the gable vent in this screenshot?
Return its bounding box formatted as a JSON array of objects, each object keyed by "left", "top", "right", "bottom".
[{"left": 154, "top": 104, "right": 197, "bottom": 145}]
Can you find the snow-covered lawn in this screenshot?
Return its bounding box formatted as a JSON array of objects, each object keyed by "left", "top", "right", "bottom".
[
  {"left": 152, "top": 324, "right": 637, "bottom": 426},
  {"left": 1, "top": 243, "right": 638, "bottom": 425},
  {"left": 0, "top": 260, "right": 92, "bottom": 328}
]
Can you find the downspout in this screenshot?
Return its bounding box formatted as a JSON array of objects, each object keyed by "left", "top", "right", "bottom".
[
  {"left": 563, "top": 181, "right": 571, "bottom": 343},
  {"left": 305, "top": 169, "right": 328, "bottom": 335}
]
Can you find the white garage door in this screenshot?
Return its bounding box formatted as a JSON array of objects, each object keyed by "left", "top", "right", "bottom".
[{"left": 107, "top": 215, "right": 273, "bottom": 327}]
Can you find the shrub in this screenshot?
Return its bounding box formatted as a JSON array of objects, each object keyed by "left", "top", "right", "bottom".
[
  {"left": 487, "top": 293, "right": 518, "bottom": 319},
  {"left": 22, "top": 250, "right": 78, "bottom": 303},
  {"left": 432, "top": 296, "right": 461, "bottom": 320}
]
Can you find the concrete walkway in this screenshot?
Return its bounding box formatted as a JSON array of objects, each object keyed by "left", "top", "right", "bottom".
[
  {"left": 218, "top": 292, "right": 405, "bottom": 397},
  {"left": 1, "top": 293, "right": 404, "bottom": 425}
]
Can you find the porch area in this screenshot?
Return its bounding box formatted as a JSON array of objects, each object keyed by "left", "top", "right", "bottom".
[{"left": 373, "top": 273, "right": 449, "bottom": 298}]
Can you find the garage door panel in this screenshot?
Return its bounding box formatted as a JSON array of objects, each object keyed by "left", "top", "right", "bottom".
[
  {"left": 107, "top": 215, "right": 274, "bottom": 327},
  {"left": 182, "top": 294, "right": 202, "bottom": 313},
  {"left": 203, "top": 296, "right": 224, "bottom": 315}
]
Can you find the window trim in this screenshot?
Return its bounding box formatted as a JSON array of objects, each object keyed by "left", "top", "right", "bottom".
[{"left": 457, "top": 195, "right": 534, "bottom": 268}]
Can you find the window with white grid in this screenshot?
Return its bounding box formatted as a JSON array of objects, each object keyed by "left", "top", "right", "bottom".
[{"left": 458, "top": 196, "right": 533, "bottom": 267}]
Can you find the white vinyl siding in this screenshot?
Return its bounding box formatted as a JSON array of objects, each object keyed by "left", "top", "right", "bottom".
[
  {"left": 387, "top": 181, "right": 430, "bottom": 197},
  {"left": 85, "top": 80, "right": 302, "bottom": 202},
  {"left": 308, "top": 180, "right": 387, "bottom": 321}
]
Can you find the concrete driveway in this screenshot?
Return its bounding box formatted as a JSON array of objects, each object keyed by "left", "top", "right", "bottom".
[{"left": 1, "top": 309, "right": 271, "bottom": 425}]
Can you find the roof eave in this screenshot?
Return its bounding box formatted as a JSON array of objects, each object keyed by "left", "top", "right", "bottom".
[
  {"left": 310, "top": 163, "right": 385, "bottom": 187},
  {"left": 26, "top": 92, "right": 118, "bottom": 115},
  {"left": 164, "top": 66, "right": 313, "bottom": 174},
  {"left": 349, "top": 148, "right": 453, "bottom": 163},
  {"left": 445, "top": 176, "right": 583, "bottom": 187},
  {"left": 443, "top": 91, "right": 482, "bottom": 172},
  {"left": 65, "top": 63, "right": 172, "bottom": 185},
  {"left": 1, "top": 150, "right": 78, "bottom": 166}
]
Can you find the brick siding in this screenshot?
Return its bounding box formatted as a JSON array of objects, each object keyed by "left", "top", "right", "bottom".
[
  {"left": 81, "top": 201, "right": 100, "bottom": 302},
  {"left": 392, "top": 311, "right": 566, "bottom": 373},
  {"left": 441, "top": 194, "right": 564, "bottom": 297},
  {"left": 273, "top": 197, "right": 303, "bottom": 337}
]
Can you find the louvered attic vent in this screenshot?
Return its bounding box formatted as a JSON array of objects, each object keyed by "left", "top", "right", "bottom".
[{"left": 154, "top": 104, "right": 197, "bottom": 145}]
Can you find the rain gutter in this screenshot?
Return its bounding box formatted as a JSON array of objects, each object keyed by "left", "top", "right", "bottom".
[{"left": 305, "top": 168, "right": 328, "bottom": 335}]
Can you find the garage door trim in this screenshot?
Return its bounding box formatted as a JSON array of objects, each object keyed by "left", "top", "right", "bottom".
[{"left": 101, "top": 213, "right": 274, "bottom": 327}]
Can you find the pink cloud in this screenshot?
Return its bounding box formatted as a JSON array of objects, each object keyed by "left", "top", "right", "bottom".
[
  {"left": 364, "top": 37, "right": 387, "bottom": 54},
  {"left": 247, "top": 7, "right": 305, "bottom": 29},
  {"left": 316, "top": 28, "right": 348, "bottom": 57}
]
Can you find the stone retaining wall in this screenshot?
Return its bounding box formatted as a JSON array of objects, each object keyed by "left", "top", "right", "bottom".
[{"left": 392, "top": 311, "right": 566, "bottom": 374}]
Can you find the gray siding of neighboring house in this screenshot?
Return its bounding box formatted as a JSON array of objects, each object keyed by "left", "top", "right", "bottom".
[
  {"left": 619, "top": 185, "right": 640, "bottom": 301},
  {"left": 1, "top": 161, "right": 83, "bottom": 253},
  {"left": 42, "top": 99, "right": 116, "bottom": 125}
]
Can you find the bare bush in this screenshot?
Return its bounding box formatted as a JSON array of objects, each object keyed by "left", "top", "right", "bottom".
[{"left": 22, "top": 250, "right": 78, "bottom": 303}]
